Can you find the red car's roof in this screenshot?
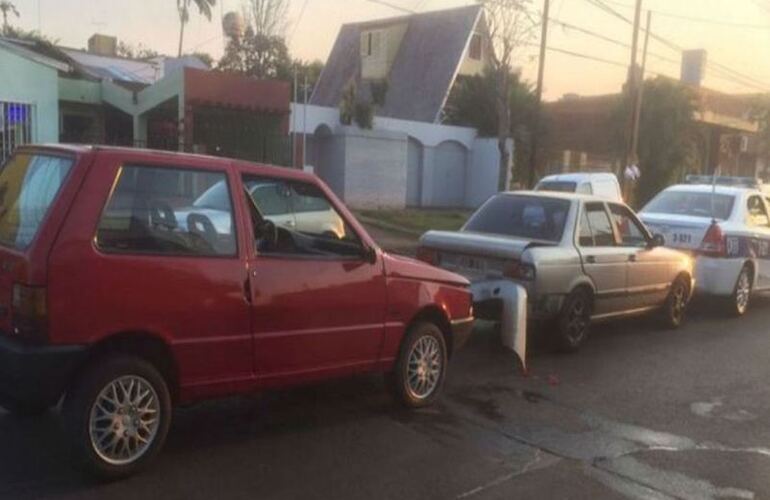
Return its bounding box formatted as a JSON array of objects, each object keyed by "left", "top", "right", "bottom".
[{"left": 18, "top": 144, "right": 315, "bottom": 182}]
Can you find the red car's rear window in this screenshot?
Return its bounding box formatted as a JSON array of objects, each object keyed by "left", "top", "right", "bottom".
[{"left": 0, "top": 153, "right": 74, "bottom": 250}]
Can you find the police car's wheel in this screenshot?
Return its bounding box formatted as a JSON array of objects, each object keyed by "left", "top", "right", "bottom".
[{"left": 728, "top": 265, "right": 753, "bottom": 317}]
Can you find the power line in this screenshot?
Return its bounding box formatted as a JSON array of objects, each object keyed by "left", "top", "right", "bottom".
[
  {"left": 549, "top": 16, "right": 680, "bottom": 67},
  {"left": 602, "top": 0, "right": 770, "bottom": 30},
  {"left": 582, "top": 0, "right": 770, "bottom": 92},
  {"left": 363, "top": 0, "right": 415, "bottom": 14},
  {"left": 290, "top": 0, "right": 310, "bottom": 44}
]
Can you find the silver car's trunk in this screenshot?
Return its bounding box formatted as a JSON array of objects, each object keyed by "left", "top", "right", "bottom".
[
  {"left": 420, "top": 230, "right": 549, "bottom": 280},
  {"left": 421, "top": 230, "right": 538, "bottom": 259}
]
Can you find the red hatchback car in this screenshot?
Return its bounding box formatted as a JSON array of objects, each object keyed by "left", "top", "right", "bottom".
[{"left": 0, "top": 145, "right": 473, "bottom": 478}]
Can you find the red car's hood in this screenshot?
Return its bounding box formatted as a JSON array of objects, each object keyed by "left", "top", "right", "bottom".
[{"left": 383, "top": 252, "right": 469, "bottom": 287}]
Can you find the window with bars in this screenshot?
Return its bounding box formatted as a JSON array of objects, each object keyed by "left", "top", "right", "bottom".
[{"left": 0, "top": 101, "right": 35, "bottom": 165}]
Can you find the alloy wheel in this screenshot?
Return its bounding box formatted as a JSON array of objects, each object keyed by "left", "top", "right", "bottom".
[
  {"left": 735, "top": 269, "right": 751, "bottom": 315},
  {"left": 671, "top": 281, "right": 687, "bottom": 323},
  {"left": 406, "top": 336, "right": 442, "bottom": 400},
  {"left": 566, "top": 297, "right": 589, "bottom": 343},
  {"left": 88, "top": 375, "right": 160, "bottom": 466}
]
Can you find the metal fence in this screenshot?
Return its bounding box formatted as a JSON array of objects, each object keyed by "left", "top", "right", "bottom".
[{"left": 0, "top": 101, "right": 35, "bottom": 165}]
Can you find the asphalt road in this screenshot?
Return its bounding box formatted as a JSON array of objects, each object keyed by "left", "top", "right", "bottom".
[{"left": 2, "top": 296, "right": 770, "bottom": 499}]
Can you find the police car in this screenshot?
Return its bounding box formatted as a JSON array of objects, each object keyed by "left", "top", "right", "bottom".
[{"left": 639, "top": 176, "right": 770, "bottom": 316}]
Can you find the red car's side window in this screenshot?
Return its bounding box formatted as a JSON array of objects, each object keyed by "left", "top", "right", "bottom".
[
  {"left": 96, "top": 165, "right": 238, "bottom": 257},
  {"left": 242, "top": 175, "right": 364, "bottom": 259}
]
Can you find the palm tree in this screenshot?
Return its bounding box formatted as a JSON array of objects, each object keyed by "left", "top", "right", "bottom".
[
  {"left": 0, "top": 1, "right": 20, "bottom": 35},
  {"left": 177, "top": 0, "right": 216, "bottom": 57}
]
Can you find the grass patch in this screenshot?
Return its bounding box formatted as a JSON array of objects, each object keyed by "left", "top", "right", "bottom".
[{"left": 356, "top": 208, "right": 471, "bottom": 234}]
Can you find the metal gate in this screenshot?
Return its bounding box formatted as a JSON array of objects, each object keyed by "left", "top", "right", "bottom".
[{"left": 0, "top": 101, "right": 35, "bottom": 164}]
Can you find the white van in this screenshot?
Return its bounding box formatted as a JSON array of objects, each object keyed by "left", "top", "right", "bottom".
[{"left": 534, "top": 173, "right": 623, "bottom": 202}]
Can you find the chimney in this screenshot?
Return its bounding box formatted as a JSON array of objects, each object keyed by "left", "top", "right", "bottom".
[
  {"left": 681, "top": 49, "right": 707, "bottom": 87},
  {"left": 88, "top": 34, "right": 117, "bottom": 57}
]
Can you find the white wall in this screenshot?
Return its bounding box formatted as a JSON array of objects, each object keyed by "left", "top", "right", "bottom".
[{"left": 291, "top": 104, "right": 507, "bottom": 209}]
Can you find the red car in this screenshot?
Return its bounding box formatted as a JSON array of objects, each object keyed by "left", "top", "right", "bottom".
[{"left": 0, "top": 146, "right": 473, "bottom": 479}]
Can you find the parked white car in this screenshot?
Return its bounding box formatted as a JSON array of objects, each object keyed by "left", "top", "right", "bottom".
[
  {"left": 179, "top": 179, "right": 346, "bottom": 240},
  {"left": 535, "top": 173, "right": 623, "bottom": 202},
  {"left": 639, "top": 176, "right": 770, "bottom": 316}
]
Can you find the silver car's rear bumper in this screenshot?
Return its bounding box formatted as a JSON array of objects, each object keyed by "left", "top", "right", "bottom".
[{"left": 470, "top": 280, "right": 527, "bottom": 370}]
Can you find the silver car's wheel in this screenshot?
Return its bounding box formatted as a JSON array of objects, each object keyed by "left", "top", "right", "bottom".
[
  {"left": 733, "top": 267, "right": 752, "bottom": 316},
  {"left": 556, "top": 288, "right": 591, "bottom": 352},
  {"left": 89, "top": 376, "right": 161, "bottom": 466}
]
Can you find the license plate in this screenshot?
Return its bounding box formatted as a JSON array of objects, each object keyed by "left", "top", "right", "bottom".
[
  {"left": 440, "top": 253, "right": 491, "bottom": 278},
  {"left": 671, "top": 232, "right": 693, "bottom": 245}
]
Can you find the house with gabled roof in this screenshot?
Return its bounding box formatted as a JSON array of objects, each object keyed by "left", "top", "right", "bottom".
[
  {"left": 294, "top": 5, "right": 506, "bottom": 210},
  {"left": 311, "top": 4, "right": 491, "bottom": 124}
]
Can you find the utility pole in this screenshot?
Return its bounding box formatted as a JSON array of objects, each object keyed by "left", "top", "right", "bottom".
[
  {"left": 302, "top": 73, "right": 308, "bottom": 170},
  {"left": 625, "top": 0, "right": 643, "bottom": 169},
  {"left": 292, "top": 65, "right": 298, "bottom": 168},
  {"left": 630, "top": 10, "right": 651, "bottom": 164},
  {"left": 527, "top": 0, "right": 550, "bottom": 188}
]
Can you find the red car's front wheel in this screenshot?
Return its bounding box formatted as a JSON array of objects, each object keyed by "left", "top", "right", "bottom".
[{"left": 388, "top": 322, "right": 447, "bottom": 408}]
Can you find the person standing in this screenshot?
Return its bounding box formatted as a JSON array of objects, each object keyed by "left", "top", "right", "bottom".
[{"left": 623, "top": 156, "right": 641, "bottom": 206}]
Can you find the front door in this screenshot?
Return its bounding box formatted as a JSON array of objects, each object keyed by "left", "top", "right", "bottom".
[
  {"left": 608, "top": 203, "right": 670, "bottom": 308},
  {"left": 239, "top": 170, "right": 388, "bottom": 386},
  {"left": 747, "top": 195, "right": 770, "bottom": 289},
  {"left": 577, "top": 202, "right": 628, "bottom": 315}
]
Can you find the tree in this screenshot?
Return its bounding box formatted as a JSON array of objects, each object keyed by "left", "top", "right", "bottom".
[
  {"left": 191, "top": 51, "right": 214, "bottom": 67},
  {"left": 177, "top": 0, "right": 216, "bottom": 57},
  {"left": 477, "top": 0, "right": 539, "bottom": 191},
  {"left": 0, "top": 1, "right": 19, "bottom": 35},
  {"left": 445, "top": 69, "right": 538, "bottom": 176},
  {"left": 612, "top": 77, "right": 697, "bottom": 206},
  {"left": 248, "top": 0, "right": 288, "bottom": 37},
  {"left": 218, "top": 26, "right": 292, "bottom": 79},
  {"left": 217, "top": 0, "right": 292, "bottom": 79},
  {"left": 3, "top": 25, "right": 57, "bottom": 45},
  {"left": 752, "top": 96, "right": 770, "bottom": 175},
  {"left": 117, "top": 41, "right": 160, "bottom": 59}
]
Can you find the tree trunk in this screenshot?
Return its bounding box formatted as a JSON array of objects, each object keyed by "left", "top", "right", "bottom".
[
  {"left": 496, "top": 69, "right": 512, "bottom": 192},
  {"left": 177, "top": 19, "right": 186, "bottom": 57}
]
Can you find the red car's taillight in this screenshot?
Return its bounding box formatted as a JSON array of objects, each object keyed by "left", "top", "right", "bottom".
[
  {"left": 11, "top": 284, "right": 48, "bottom": 342},
  {"left": 416, "top": 247, "right": 439, "bottom": 265},
  {"left": 699, "top": 222, "right": 726, "bottom": 257}
]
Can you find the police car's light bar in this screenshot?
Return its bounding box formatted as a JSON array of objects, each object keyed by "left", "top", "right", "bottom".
[{"left": 685, "top": 175, "right": 764, "bottom": 189}]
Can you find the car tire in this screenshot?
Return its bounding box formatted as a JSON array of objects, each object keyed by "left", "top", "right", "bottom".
[
  {"left": 62, "top": 355, "right": 172, "bottom": 480},
  {"left": 726, "top": 265, "right": 753, "bottom": 317},
  {"left": 388, "top": 322, "right": 447, "bottom": 409},
  {"left": 555, "top": 288, "right": 592, "bottom": 352},
  {"left": 660, "top": 276, "right": 690, "bottom": 329}
]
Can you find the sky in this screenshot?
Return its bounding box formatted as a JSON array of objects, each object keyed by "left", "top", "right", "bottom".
[{"left": 7, "top": 0, "right": 770, "bottom": 100}]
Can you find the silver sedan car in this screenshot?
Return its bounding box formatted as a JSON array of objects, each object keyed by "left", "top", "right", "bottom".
[{"left": 419, "top": 192, "right": 694, "bottom": 351}]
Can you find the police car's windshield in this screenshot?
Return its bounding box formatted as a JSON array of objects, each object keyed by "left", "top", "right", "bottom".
[{"left": 643, "top": 190, "right": 735, "bottom": 220}]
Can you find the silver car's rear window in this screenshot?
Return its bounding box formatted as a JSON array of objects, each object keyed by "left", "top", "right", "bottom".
[
  {"left": 464, "top": 194, "right": 570, "bottom": 242},
  {"left": 643, "top": 191, "right": 735, "bottom": 220}
]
